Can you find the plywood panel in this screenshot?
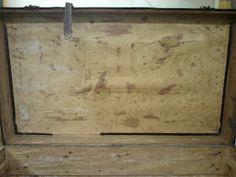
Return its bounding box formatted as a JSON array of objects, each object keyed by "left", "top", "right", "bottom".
[
  {"left": 7, "top": 16, "right": 229, "bottom": 134},
  {"left": 5, "top": 145, "right": 230, "bottom": 176}
]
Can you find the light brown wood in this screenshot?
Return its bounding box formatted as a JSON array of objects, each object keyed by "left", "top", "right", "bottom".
[
  {"left": 0, "top": 160, "right": 9, "bottom": 176},
  {"left": 5, "top": 145, "right": 231, "bottom": 176},
  {"left": 6, "top": 134, "right": 233, "bottom": 146},
  {"left": 0, "top": 147, "right": 5, "bottom": 162},
  {"left": 7, "top": 15, "right": 229, "bottom": 135},
  {"left": 0, "top": 147, "right": 9, "bottom": 177},
  {"left": 227, "top": 147, "right": 236, "bottom": 177}
]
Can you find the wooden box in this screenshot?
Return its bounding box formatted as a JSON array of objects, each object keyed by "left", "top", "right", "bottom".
[{"left": 0, "top": 8, "right": 235, "bottom": 177}]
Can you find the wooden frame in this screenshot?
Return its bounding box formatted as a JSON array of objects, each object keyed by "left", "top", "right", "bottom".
[
  {"left": 0, "top": 8, "right": 236, "bottom": 146},
  {"left": 4, "top": 145, "right": 234, "bottom": 176}
]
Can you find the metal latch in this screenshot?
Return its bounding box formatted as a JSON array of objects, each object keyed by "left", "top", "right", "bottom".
[{"left": 64, "top": 2, "right": 73, "bottom": 40}]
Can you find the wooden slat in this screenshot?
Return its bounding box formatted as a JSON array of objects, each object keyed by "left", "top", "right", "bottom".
[
  {"left": 6, "top": 145, "right": 231, "bottom": 176},
  {"left": 6, "top": 175, "right": 228, "bottom": 177},
  {"left": 6, "top": 134, "right": 233, "bottom": 146},
  {"left": 1, "top": 8, "right": 236, "bottom": 15}
]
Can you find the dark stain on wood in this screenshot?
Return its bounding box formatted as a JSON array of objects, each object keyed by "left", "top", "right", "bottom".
[
  {"left": 155, "top": 55, "right": 170, "bottom": 64},
  {"left": 114, "top": 111, "right": 127, "bottom": 116},
  {"left": 116, "top": 65, "right": 121, "bottom": 72},
  {"left": 50, "top": 63, "right": 56, "bottom": 71},
  {"left": 105, "top": 24, "right": 131, "bottom": 36},
  {"left": 94, "top": 72, "right": 110, "bottom": 94},
  {"left": 45, "top": 92, "right": 55, "bottom": 98},
  {"left": 164, "top": 120, "right": 176, "bottom": 123},
  {"left": 124, "top": 118, "right": 140, "bottom": 128},
  {"left": 143, "top": 113, "right": 160, "bottom": 120},
  {"left": 158, "top": 84, "right": 176, "bottom": 95},
  {"left": 204, "top": 26, "right": 211, "bottom": 31},
  {"left": 46, "top": 117, "right": 82, "bottom": 122},
  {"left": 117, "top": 47, "right": 121, "bottom": 57},
  {"left": 49, "top": 39, "right": 60, "bottom": 46},
  {"left": 141, "top": 16, "right": 148, "bottom": 22},
  {"left": 63, "top": 155, "right": 69, "bottom": 158},
  {"left": 190, "top": 62, "right": 196, "bottom": 67},
  {"left": 74, "top": 85, "right": 92, "bottom": 94},
  {"left": 176, "top": 69, "right": 183, "bottom": 76},
  {"left": 211, "top": 151, "right": 222, "bottom": 156},
  {"left": 159, "top": 34, "right": 182, "bottom": 52},
  {"left": 39, "top": 52, "right": 44, "bottom": 61},
  {"left": 131, "top": 43, "right": 134, "bottom": 49},
  {"left": 116, "top": 152, "right": 129, "bottom": 158},
  {"left": 126, "top": 83, "right": 135, "bottom": 93},
  {"left": 73, "top": 116, "right": 87, "bottom": 121}
]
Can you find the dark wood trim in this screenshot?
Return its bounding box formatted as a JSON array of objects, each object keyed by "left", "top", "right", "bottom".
[
  {"left": 0, "top": 8, "right": 236, "bottom": 15},
  {"left": 0, "top": 21, "right": 16, "bottom": 144},
  {"left": 221, "top": 23, "right": 236, "bottom": 144}
]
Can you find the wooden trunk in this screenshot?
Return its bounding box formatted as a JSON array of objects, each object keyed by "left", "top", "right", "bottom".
[{"left": 0, "top": 8, "right": 235, "bottom": 177}]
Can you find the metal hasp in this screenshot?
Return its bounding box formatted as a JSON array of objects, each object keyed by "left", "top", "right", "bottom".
[{"left": 64, "top": 2, "right": 73, "bottom": 39}]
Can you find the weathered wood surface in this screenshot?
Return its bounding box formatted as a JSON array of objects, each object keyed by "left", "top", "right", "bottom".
[
  {"left": 228, "top": 148, "right": 236, "bottom": 177},
  {"left": 0, "top": 21, "right": 15, "bottom": 143},
  {"left": 7, "top": 15, "right": 229, "bottom": 135},
  {"left": 0, "top": 147, "right": 9, "bottom": 177},
  {"left": 0, "top": 147, "right": 5, "bottom": 165},
  {"left": 0, "top": 160, "right": 9, "bottom": 176},
  {"left": 6, "top": 145, "right": 231, "bottom": 176},
  {"left": 6, "top": 175, "right": 228, "bottom": 177}
]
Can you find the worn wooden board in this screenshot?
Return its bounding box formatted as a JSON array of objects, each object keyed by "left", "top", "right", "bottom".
[
  {"left": 5, "top": 145, "right": 231, "bottom": 176},
  {"left": 0, "top": 21, "right": 15, "bottom": 143},
  {"left": 6, "top": 15, "right": 229, "bottom": 135},
  {"left": 0, "top": 146, "right": 9, "bottom": 176},
  {"left": 6, "top": 175, "right": 228, "bottom": 177}
]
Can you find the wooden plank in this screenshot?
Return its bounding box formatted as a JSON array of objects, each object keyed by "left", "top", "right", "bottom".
[
  {"left": 7, "top": 15, "right": 229, "bottom": 135},
  {"left": 0, "top": 160, "right": 9, "bottom": 176},
  {"left": 0, "top": 21, "right": 15, "bottom": 144},
  {"left": 6, "top": 134, "right": 233, "bottom": 145},
  {"left": 6, "top": 175, "right": 228, "bottom": 177},
  {"left": 1, "top": 8, "right": 236, "bottom": 15},
  {"left": 0, "top": 147, "right": 5, "bottom": 164},
  {"left": 5, "top": 145, "right": 231, "bottom": 176},
  {"left": 0, "top": 147, "right": 9, "bottom": 177},
  {"left": 220, "top": 23, "right": 236, "bottom": 144},
  {"left": 227, "top": 147, "right": 236, "bottom": 177}
]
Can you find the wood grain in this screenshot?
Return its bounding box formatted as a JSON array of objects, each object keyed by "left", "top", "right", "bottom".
[
  {"left": 5, "top": 145, "right": 231, "bottom": 176},
  {"left": 6, "top": 146, "right": 233, "bottom": 176},
  {"left": 7, "top": 16, "right": 229, "bottom": 135},
  {"left": 6, "top": 175, "right": 228, "bottom": 177},
  {"left": 0, "top": 21, "right": 15, "bottom": 143},
  {"left": 0, "top": 147, "right": 9, "bottom": 177}
]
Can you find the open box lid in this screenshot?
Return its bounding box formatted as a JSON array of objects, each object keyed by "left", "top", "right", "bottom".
[{"left": 0, "top": 8, "right": 236, "bottom": 145}]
